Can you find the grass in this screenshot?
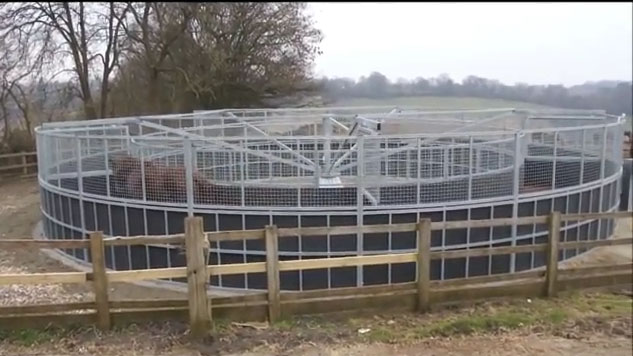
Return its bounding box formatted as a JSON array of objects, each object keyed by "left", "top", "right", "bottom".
[
  {"left": 1, "top": 291, "right": 630, "bottom": 349},
  {"left": 356, "top": 291, "right": 631, "bottom": 343},
  {"left": 0, "top": 327, "right": 67, "bottom": 347},
  {"left": 327, "top": 96, "right": 557, "bottom": 110}
]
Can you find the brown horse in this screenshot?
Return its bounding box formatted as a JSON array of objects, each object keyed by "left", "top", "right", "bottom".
[{"left": 109, "top": 154, "right": 218, "bottom": 203}]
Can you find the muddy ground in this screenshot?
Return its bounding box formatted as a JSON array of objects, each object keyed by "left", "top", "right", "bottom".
[{"left": 0, "top": 177, "right": 631, "bottom": 355}]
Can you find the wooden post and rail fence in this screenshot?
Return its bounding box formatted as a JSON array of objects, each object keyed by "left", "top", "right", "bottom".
[
  {"left": 0, "top": 151, "right": 37, "bottom": 178},
  {"left": 0, "top": 211, "right": 631, "bottom": 338}
]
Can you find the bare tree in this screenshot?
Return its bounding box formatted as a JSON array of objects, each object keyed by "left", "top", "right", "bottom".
[
  {"left": 112, "top": 2, "right": 322, "bottom": 113},
  {"left": 0, "top": 2, "right": 130, "bottom": 119},
  {"left": 119, "top": 2, "right": 193, "bottom": 114}
]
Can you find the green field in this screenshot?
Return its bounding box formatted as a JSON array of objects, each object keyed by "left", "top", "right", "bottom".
[{"left": 327, "top": 96, "right": 557, "bottom": 110}]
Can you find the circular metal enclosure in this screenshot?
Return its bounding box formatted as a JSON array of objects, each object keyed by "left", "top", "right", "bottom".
[{"left": 35, "top": 107, "right": 626, "bottom": 292}]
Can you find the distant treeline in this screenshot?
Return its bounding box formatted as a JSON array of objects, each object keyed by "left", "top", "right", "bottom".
[{"left": 317, "top": 72, "right": 633, "bottom": 116}]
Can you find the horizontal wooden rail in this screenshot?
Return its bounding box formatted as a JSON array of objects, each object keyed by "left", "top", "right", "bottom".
[
  {"left": 558, "top": 263, "right": 633, "bottom": 277},
  {"left": 561, "top": 211, "right": 632, "bottom": 221},
  {"left": 0, "top": 162, "right": 38, "bottom": 171},
  {"left": 104, "top": 235, "right": 184, "bottom": 246},
  {"left": 207, "top": 229, "right": 264, "bottom": 242},
  {"left": 0, "top": 272, "right": 87, "bottom": 285},
  {"left": 107, "top": 267, "right": 187, "bottom": 282},
  {"left": 208, "top": 262, "right": 267, "bottom": 275},
  {"left": 432, "top": 244, "right": 548, "bottom": 259},
  {"left": 559, "top": 237, "right": 633, "bottom": 250},
  {"left": 0, "top": 302, "right": 95, "bottom": 315},
  {"left": 278, "top": 253, "right": 418, "bottom": 271},
  {"left": 0, "top": 151, "right": 36, "bottom": 159}
]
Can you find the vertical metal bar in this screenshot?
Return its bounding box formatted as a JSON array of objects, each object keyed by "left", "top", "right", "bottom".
[
  {"left": 124, "top": 204, "right": 132, "bottom": 270},
  {"left": 184, "top": 139, "right": 194, "bottom": 217},
  {"left": 104, "top": 138, "right": 111, "bottom": 198},
  {"left": 76, "top": 139, "right": 88, "bottom": 258},
  {"left": 323, "top": 117, "right": 332, "bottom": 169},
  {"left": 468, "top": 136, "right": 474, "bottom": 200},
  {"left": 443, "top": 146, "right": 449, "bottom": 178},
  {"left": 240, "top": 137, "right": 246, "bottom": 207},
  {"left": 144, "top": 208, "right": 150, "bottom": 268},
  {"left": 108, "top": 203, "right": 115, "bottom": 269},
  {"left": 510, "top": 132, "right": 522, "bottom": 273},
  {"left": 387, "top": 213, "right": 392, "bottom": 285},
  {"left": 356, "top": 135, "right": 365, "bottom": 287},
  {"left": 55, "top": 139, "right": 61, "bottom": 186},
  {"left": 551, "top": 132, "right": 558, "bottom": 190},
  {"left": 440, "top": 209, "right": 446, "bottom": 280},
  {"left": 296, "top": 138, "right": 302, "bottom": 207},
  {"left": 326, "top": 215, "right": 331, "bottom": 289},
  {"left": 242, "top": 214, "right": 248, "bottom": 289},
  {"left": 417, "top": 138, "right": 421, "bottom": 204},
  {"left": 165, "top": 210, "right": 172, "bottom": 280},
  {"left": 215, "top": 213, "right": 222, "bottom": 287},
  {"left": 140, "top": 149, "right": 147, "bottom": 202},
  {"left": 596, "top": 126, "right": 608, "bottom": 238}
]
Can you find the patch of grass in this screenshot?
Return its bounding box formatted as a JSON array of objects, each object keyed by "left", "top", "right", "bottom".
[
  {"left": 362, "top": 327, "right": 398, "bottom": 343},
  {"left": 272, "top": 318, "right": 299, "bottom": 331},
  {"left": 0, "top": 328, "right": 62, "bottom": 346},
  {"left": 416, "top": 310, "right": 534, "bottom": 337}
]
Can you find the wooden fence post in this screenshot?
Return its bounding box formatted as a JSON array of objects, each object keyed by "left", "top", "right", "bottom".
[
  {"left": 89, "top": 231, "right": 110, "bottom": 331},
  {"left": 21, "top": 155, "right": 27, "bottom": 175},
  {"left": 265, "top": 225, "right": 280, "bottom": 323},
  {"left": 185, "top": 216, "right": 212, "bottom": 338},
  {"left": 417, "top": 218, "right": 432, "bottom": 312},
  {"left": 545, "top": 211, "right": 561, "bottom": 297}
]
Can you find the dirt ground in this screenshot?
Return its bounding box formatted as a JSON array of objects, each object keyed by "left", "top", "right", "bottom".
[{"left": 0, "top": 177, "right": 631, "bottom": 355}]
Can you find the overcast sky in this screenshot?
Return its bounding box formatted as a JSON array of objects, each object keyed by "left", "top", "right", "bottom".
[{"left": 307, "top": 2, "right": 633, "bottom": 87}]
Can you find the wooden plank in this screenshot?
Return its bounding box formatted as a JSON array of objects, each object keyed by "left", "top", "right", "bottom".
[
  {"left": 282, "top": 291, "right": 418, "bottom": 318},
  {"left": 213, "top": 293, "right": 268, "bottom": 306},
  {"left": 558, "top": 271, "right": 633, "bottom": 291},
  {"left": 431, "top": 244, "right": 547, "bottom": 259},
  {"left": 104, "top": 235, "right": 185, "bottom": 246},
  {"left": 0, "top": 302, "right": 95, "bottom": 315},
  {"left": 280, "top": 282, "right": 417, "bottom": 302},
  {"left": 90, "top": 231, "right": 111, "bottom": 330},
  {"left": 431, "top": 216, "right": 548, "bottom": 230},
  {"left": 432, "top": 270, "right": 544, "bottom": 288},
  {"left": 185, "top": 216, "right": 212, "bottom": 338},
  {"left": 110, "top": 308, "right": 188, "bottom": 325},
  {"left": 559, "top": 237, "right": 633, "bottom": 250},
  {"left": 417, "top": 219, "right": 431, "bottom": 313},
  {"left": 207, "top": 262, "right": 267, "bottom": 275},
  {"left": 545, "top": 212, "right": 561, "bottom": 297},
  {"left": 431, "top": 280, "right": 545, "bottom": 305},
  {"left": 0, "top": 269, "right": 629, "bottom": 331},
  {"left": 561, "top": 211, "right": 632, "bottom": 221},
  {"left": 207, "top": 229, "right": 264, "bottom": 242},
  {"left": 278, "top": 253, "right": 417, "bottom": 271},
  {"left": 265, "top": 225, "right": 281, "bottom": 323},
  {"left": 0, "top": 272, "right": 87, "bottom": 285},
  {"left": 22, "top": 155, "right": 27, "bottom": 175},
  {"left": 109, "top": 299, "right": 188, "bottom": 310},
  {"left": 0, "top": 151, "right": 36, "bottom": 159},
  {"left": 0, "top": 313, "right": 96, "bottom": 331},
  {"left": 0, "top": 239, "right": 91, "bottom": 249},
  {"left": 559, "top": 263, "right": 633, "bottom": 277},
  {"left": 107, "top": 267, "right": 187, "bottom": 282},
  {"left": 0, "top": 162, "right": 38, "bottom": 171}
]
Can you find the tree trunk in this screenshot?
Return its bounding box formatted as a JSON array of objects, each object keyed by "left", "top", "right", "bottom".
[{"left": 147, "top": 70, "right": 161, "bottom": 114}]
